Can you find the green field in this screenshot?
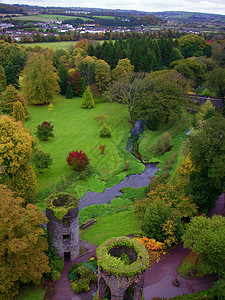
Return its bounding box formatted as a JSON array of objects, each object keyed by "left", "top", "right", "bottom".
[
  {"left": 22, "top": 40, "right": 105, "bottom": 51},
  {"left": 13, "top": 14, "right": 91, "bottom": 22},
  {"left": 23, "top": 41, "right": 77, "bottom": 51},
  {"left": 93, "top": 15, "right": 115, "bottom": 19},
  {"left": 80, "top": 210, "right": 141, "bottom": 245},
  {"left": 25, "top": 95, "right": 143, "bottom": 198}
]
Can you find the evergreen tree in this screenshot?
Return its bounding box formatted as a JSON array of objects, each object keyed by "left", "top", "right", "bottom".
[
  {"left": 81, "top": 86, "right": 94, "bottom": 109},
  {"left": 66, "top": 82, "right": 73, "bottom": 99},
  {"left": 12, "top": 101, "right": 26, "bottom": 123}
]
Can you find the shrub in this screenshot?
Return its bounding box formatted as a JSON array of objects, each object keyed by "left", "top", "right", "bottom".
[
  {"left": 98, "top": 144, "right": 106, "bottom": 154},
  {"left": 151, "top": 132, "right": 172, "bottom": 156},
  {"left": 35, "top": 121, "right": 54, "bottom": 141},
  {"left": 211, "top": 279, "right": 225, "bottom": 300},
  {"left": 94, "top": 113, "right": 107, "bottom": 125},
  {"left": 100, "top": 123, "right": 111, "bottom": 138},
  {"left": 69, "top": 264, "right": 97, "bottom": 294},
  {"left": 66, "top": 150, "right": 89, "bottom": 172}
]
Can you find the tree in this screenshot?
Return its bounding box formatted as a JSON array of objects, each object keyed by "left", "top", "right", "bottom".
[
  {"left": 0, "top": 184, "right": 50, "bottom": 299},
  {"left": 0, "top": 84, "right": 28, "bottom": 117},
  {"left": 32, "top": 150, "right": 53, "bottom": 174},
  {"left": 207, "top": 67, "right": 225, "bottom": 100},
  {"left": 36, "top": 121, "right": 54, "bottom": 141},
  {"left": 0, "top": 115, "right": 33, "bottom": 175},
  {"left": 0, "top": 115, "right": 37, "bottom": 203},
  {"left": 57, "top": 64, "right": 69, "bottom": 95},
  {"left": 178, "top": 34, "right": 210, "bottom": 59},
  {"left": 21, "top": 52, "right": 60, "bottom": 105},
  {"left": 67, "top": 70, "right": 85, "bottom": 96},
  {"left": 135, "top": 70, "right": 189, "bottom": 128},
  {"left": 66, "top": 150, "right": 89, "bottom": 172},
  {"left": 0, "top": 64, "right": 6, "bottom": 93},
  {"left": 185, "top": 116, "right": 225, "bottom": 211},
  {"left": 78, "top": 56, "right": 96, "bottom": 86},
  {"left": 112, "top": 58, "right": 135, "bottom": 80},
  {"left": 12, "top": 101, "right": 26, "bottom": 123},
  {"left": 94, "top": 59, "right": 111, "bottom": 92},
  {"left": 141, "top": 199, "right": 184, "bottom": 245},
  {"left": 66, "top": 82, "right": 73, "bottom": 99},
  {"left": 3, "top": 44, "right": 27, "bottom": 88},
  {"left": 194, "top": 99, "right": 215, "bottom": 125},
  {"left": 182, "top": 215, "right": 225, "bottom": 277},
  {"left": 81, "top": 86, "right": 94, "bottom": 109}
]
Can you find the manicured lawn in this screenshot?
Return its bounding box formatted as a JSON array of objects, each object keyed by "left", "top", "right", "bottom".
[
  {"left": 23, "top": 41, "right": 77, "bottom": 51},
  {"left": 80, "top": 210, "right": 141, "bottom": 245},
  {"left": 25, "top": 95, "right": 143, "bottom": 197}
]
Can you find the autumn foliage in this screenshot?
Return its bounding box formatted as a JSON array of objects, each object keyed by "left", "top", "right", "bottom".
[
  {"left": 66, "top": 150, "right": 89, "bottom": 172},
  {"left": 0, "top": 184, "right": 50, "bottom": 298},
  {"left": 135, "top": 236, "right": 166, "bottom": 266}
]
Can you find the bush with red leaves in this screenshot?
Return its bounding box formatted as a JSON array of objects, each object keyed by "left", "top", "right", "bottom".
[{"left": 66, "top": 150, "right": 89, "bottom": 172}]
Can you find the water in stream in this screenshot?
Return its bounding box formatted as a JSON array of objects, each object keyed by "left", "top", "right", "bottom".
[{"left": 79, "top": 120, "right": 158, "bottom": 210}]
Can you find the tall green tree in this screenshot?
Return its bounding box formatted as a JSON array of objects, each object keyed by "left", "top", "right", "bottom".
[
  {"left": 185, "top": 116, "right": 225, "bottom": 211},
  {"left": 178, "top": 34, "right": 211, "bottom": 59},
  {"left": 21, "top": 52, "right": 60, "bottom": 105},
  {"left": 0, "top": 64, "right": 6, "bottom": 93},
  {"left": 207, "top": 67, "right": 225, "bottom": 100}
]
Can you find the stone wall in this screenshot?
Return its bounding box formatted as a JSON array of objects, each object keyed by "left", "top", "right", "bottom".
[
  {"left": 46, "top": 206, "right": 79, "bottom": 261},
  {"left": 189, "top": 95, "right": 223, "bottom": 109}
]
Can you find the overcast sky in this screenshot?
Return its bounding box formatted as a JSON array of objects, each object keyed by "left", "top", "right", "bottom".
[{"left": 1, "top": 0, "right": 225, "bottom": 15}]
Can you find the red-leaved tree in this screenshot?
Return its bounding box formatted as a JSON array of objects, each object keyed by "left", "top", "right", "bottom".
[{"left": 66, "top": 150, "right": 89, "bottom": 171}]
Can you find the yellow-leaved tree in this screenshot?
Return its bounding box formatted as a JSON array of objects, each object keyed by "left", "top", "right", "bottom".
[
  {"left": 21, "top": 52, "right": 60, "bottom": 105},
  {"left": 0, "top": 184, "right": 50, "bottom": 299},
  {"left": 0, "top": 115, "right": 37, "bottom": 202}
]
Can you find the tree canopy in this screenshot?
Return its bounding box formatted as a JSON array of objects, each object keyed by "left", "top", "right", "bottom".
[
  {"left": 21, "top": 52, "right": 60, "bottom": 105},
  {"left": 0, "top": 184, "right": 50, "bottom": 298}
]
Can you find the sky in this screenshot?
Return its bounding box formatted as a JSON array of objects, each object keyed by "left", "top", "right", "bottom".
[{"left": 1, "top": 0, "right": 225, "bottom": 15}]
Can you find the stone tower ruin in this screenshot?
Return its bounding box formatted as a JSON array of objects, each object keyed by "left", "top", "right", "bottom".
[
  {"left": 96, "top": 236, "right": 149, "bottom": 300},
  {"left": 46, "top": 192, "right": 79, "bottom": 261}
]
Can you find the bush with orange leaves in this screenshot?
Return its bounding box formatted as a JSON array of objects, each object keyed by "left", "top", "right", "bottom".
[{"left": 135, "top": 236, "right": 166, "bottom": 266}]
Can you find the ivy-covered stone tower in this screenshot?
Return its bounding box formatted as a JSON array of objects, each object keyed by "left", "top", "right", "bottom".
[
  {"left": 96, "top": 236, "right": 149, "bottom": 300},
  {"left": 46, "top": 192, "right": 79, "bottom": 261}
]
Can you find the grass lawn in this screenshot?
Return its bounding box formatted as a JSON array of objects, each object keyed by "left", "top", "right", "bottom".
[
  {"left": 80, "top": 210, "right": 141, "bottom": 245},
  {"left": 13, "top": 14, "right": 91, "bottom": 22},
  {"left": 22, "top": 40, "right": 105, "bottom": 51},
  {"left": 17, "top": 287, "right": 45, "bottom": 300},
  {"left": 23, "top": 41, "right": 77, "bottom": 51},
  {"left": 25, "top": 95, "right": 143, "bottom": 199}
]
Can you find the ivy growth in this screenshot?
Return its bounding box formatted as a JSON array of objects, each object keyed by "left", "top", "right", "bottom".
[
  {"left": 96, "top": 236, "right": 149, "bottom": 277},
  {"left": 46, "top": 192, "right": 79, "bottom": 220}
]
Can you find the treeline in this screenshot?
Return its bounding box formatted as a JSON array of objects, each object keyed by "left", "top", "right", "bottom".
[
  {"left": 87, "top": 36, "right": 211, "bottom": 71},
  {"left": 0, "top": 4, "right": 25, "bottom": 14}
]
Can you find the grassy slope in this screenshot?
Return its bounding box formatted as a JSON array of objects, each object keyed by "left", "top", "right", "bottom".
[
  {"left": 80, "top": 210, "right": 140, "bottom": 245},
  {"left": 17, "top": 287, "right": 45, "bottom": 300},
  {"left": 25, "top": 95, "right": 143, "bottom": 195}
]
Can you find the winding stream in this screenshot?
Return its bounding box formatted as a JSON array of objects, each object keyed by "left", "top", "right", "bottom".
[{"left": 79, "top": 121, "right": 158, "bottom": 210}]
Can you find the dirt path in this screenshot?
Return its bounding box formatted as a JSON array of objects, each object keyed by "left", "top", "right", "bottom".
[{"left": 51, "top": 194, "right": 224, "bottom": 300}]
